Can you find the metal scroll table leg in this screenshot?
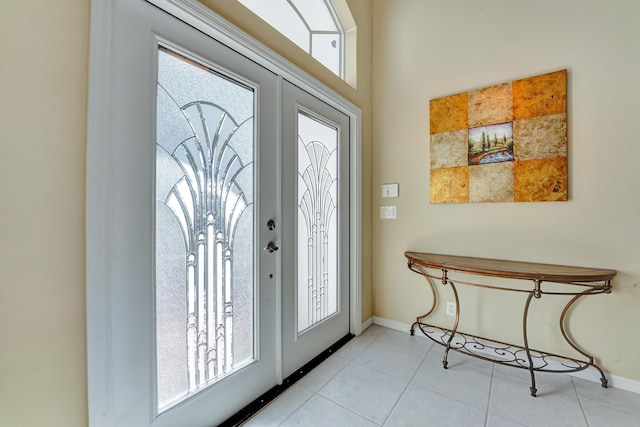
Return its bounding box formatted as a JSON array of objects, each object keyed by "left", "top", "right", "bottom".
[
  {"left": 410, "top": 273, "right": 438, "bottom": 336},
  {"left": 442, "top": 280, "right": 460, "bottom": 369},
  {"left": 560, "top": 287, "right": 609, "bottom": 388},
  {"left": 523, "top": 290, "right": 537, "bottom": 397}
]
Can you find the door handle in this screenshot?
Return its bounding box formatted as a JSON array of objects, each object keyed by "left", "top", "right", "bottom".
[{"left": 263, "top": 242, "right": 279, "bottom": 253}]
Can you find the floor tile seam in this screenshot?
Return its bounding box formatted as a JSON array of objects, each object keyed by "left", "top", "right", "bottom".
[
  {"left": 485, "top": 411, "right": 529, "bottom": 427},
  {"left": 279, "top": 393, "right": 314, "bottom": 426},
  {"left": 315, "top": 348, "right": 411, "bottom": 418},
  {"left": 483, "top": 364, "right": 495, "bottom": 427},
  {"left": 358, "top": 340, "right": 434, "bottom": 378},
  {"left": 574, "top": 377, "right": 640, "bottom": 406},
  {"left": 379, "top": 349, "right": 428, "bottom": 427},
  {"left": 495, "top": 366, "right": 603, "bottom": 388},
  {"left": 578, "top": 396, "right": 640, "bottom": 419},
  {"left": 380, "top": 329, "right": 434, "bottom": 346},
  {"left": 275, "top": 391, "right": 380, "bottom": 426},
  {"left": 312, "top": 391, "right": 384, "bottom": 426},
  {"left": 365, "top": 337, "right": 431, "bottom": 356},
  {"left": 484, "top": 406, "right": 532, "bottom": 427},
  {"left": 372, "top": 342, "right": 431, "bottom": 426},
  {"left": 379, "top": 381, "right": 411, "bottom": 427},
  {"left": 421, "top": 355, "right": 496, "bottom": 376},
  {"left": 412, "top": 365, "right": 493, "bottom": 400},
  {"left": 361, "top": 332, "right": 385, "bottom": 340},
  {"left": 350, "top": 333, "right": 379, "bottom": 357},
  {"left": 260, "top": 385, "right": 315, "bottom": 427},
  {"left": 349, "top": 335, "right": 430, "bottom": 383},
  {"left": 426, "top": 346, "right": 495, "bottom": 374},
  {"left": 336, "top": 357, "right": 411, "bottom": 388},
  {"left": 571, "top": 378, "right": 592, "bottom": 427},
  {"left": 492, "top": 369, "right": 579, "bottom": 397},
  {"left": 407, "top": 378, "right": 491, "bottom": 413},
  {"left": 300, "top": 353, "right": 351, "bottom": 392},
  {"left": 334, "top": 340, "right": 374, "bottom": 363},
  {"left": 374, "top": 336, "right": 436, "bottom": 359},
  {"left": 488, "top": 374, "right": 586, "bottom": 427}
]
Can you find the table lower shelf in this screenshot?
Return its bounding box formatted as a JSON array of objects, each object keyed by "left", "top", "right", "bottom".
[{"left": 411, "top": 321, "right": 608, "bottom": 395}]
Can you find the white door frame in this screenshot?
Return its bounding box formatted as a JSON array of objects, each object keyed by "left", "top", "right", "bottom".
[{"left": 86, "top": 0, "right": 362, "bottom": 425}]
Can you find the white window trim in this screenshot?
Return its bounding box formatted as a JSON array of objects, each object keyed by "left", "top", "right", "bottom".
[{"left": 86, "top": 0, "right": 361, "bottom": 425}]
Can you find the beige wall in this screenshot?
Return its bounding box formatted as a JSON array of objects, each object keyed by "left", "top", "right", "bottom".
[
  {"left": 0, "top": 1, "right": 372, "bottom": 425},
  {"left": 372, "top": 0, "right": 640, "bottom": 381},
  {"left": 0, "top": 1, "right": 89, "bottom": 426}
]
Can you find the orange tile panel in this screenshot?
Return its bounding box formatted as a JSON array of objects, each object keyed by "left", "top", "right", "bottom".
[
  {"left": 430, "top": 93, "right": 468, "bottom": 135},
  {"left": 430, "top": 166, "right": 470, "bottom": 203},
  {"left": 513, "top": 157, "right": 568, "bottom": 202},
  {"left": 513, "top": 69, "right": 567, "bottom": 120}
]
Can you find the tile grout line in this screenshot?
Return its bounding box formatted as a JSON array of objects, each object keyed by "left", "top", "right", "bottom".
[
  {"left": 319, "top": 331, "right": 399, "bottom": 426},
  {"left": 274, "top": 333, "right": 376, "bottom": 426},
  {"left": 483, "top": 364, "right": 495, "bottom": 427},
  {"left": 274, "top": 385, "right": 316, "bottom": 427},
  {"left": 256, "top": 326, "right": 640, "bottom": 426},
  {"left": 236, "top": 334, "right": 355, "bottom": 426},
  {"left": 309, "top": 330, "right": 388, "bottom": 425},
  {"left": 572, "top": 378, "right": 592, "bottom": 427},
  {"left": 379, "top": 332, "right": 432, "bottom": 426}
]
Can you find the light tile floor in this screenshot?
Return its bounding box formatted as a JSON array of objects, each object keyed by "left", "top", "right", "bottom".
[{"left": 245, "top": 325, "right": 640, "bottom": 426}]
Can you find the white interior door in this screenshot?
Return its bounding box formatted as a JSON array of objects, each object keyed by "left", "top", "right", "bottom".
[
  {"left": 97, "top": 1, "right": 279, "bottom": 425},
  {"left": 281, "top": 80, "right": 351, "bottom": 377}
]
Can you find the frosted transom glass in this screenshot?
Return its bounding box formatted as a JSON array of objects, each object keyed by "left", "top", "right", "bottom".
[
  {"left": 291, "top": 0, "right": 338, "bottom": 31},
  {"left": 238, "top": 0, "right": 342, "bottom": 76},
  {"left": 155, "top": 47, "right": 256, "bottom": 412},
  {"left": 297, "top": 112, "right": 339, "bottom": 333}
]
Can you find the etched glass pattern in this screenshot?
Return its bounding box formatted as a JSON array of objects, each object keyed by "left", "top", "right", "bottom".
[
  {"left": 155, "top": 48, "right": 255, "bottom": 411},
  {"left": 297, "top": 112, "right": 339, "bottom": 333}
]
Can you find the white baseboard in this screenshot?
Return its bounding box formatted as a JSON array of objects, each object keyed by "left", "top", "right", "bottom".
[
  {"left": 359, "top": 316, "right": 373, "bottom": 334},
  {"left": 370, "top": 316, "right": 640, "bottom": 395},
  {"left": 371, "top": 316, "right": 412, "bottom": 334}
]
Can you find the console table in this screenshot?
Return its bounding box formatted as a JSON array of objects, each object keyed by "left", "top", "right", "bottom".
[{"left": 405, "top": 251, "right": 616, "bottom": 396}]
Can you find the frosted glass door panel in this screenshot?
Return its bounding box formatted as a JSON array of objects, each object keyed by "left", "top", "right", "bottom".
[
  {"left": 297, "top": 112, "right": 339, "bottom": 333},
  {"left": 155, "top": 48, "right": 256, "bottom": 412}
]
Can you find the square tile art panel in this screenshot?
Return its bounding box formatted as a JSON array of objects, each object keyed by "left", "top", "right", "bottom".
[{"left": 429, "top": 70, "right": 568, "bottom": 203}]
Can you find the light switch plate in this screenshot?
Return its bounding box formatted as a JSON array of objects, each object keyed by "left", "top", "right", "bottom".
[
  {"left": 380, "top": 206, "right": 397, "bottom": 219},
  {"left": 382, "top": 183, "right": 399, "bottom": 198}
]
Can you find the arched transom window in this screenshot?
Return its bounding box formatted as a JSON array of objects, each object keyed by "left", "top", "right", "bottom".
[{"left": 238, "top": 0, "right": 344, "bottom": 78}]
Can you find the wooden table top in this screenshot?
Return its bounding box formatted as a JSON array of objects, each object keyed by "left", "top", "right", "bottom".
[{"left": 405, "top": 251, "right": 617, "bottom": 283}]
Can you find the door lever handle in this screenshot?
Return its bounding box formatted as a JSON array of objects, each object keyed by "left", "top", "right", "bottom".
[{"left": 263, "top": 242, "right": 279, "bottom": 253}]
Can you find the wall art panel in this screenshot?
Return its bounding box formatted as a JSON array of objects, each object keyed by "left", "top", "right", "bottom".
[{"left": 429, "top": 69, "right": 568, "bottom": 203}]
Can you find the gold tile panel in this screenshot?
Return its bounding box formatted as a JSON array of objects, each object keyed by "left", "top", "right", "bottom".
[
  {"left": 430, "top": 166, "right": 470, "bottom": 203},
  {"left": 513, "top": 70, "right": 567, "bottom": 120},
  {"left": 514, "top": 157, "right": 568, "bottom": 202},
  {"left": 430, "top": 93, "right": 468, "bottom": 135}
]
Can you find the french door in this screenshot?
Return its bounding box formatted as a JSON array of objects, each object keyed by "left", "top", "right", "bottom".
[
  {"left": 86, "top": 1, "right": 352, "bottom": 426},
  {"left": 281, "top": 81, "right": 351, "bottom": 377},
  {"left": 99, "top": 1, "right": 280, "bottom": 425}
]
